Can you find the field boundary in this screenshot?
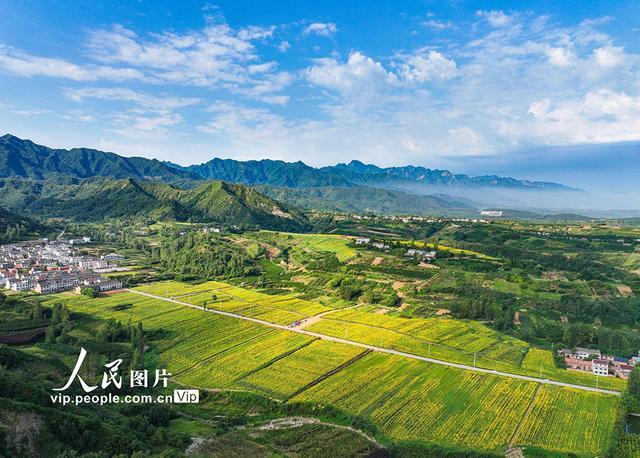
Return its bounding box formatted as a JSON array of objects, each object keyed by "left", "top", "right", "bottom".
[
  {"left": 508, "top": 383, "right": 543, "bottom": 448},
  {"left": 284, "top": 349, "right": 372, "bottom": 401},
  {"left": 234, "top": 337, "right": 318, "bottom": 382}
]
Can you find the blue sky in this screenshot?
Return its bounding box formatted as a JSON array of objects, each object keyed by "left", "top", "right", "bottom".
[{"left": 0, "top": 0, "right": 639, "bottom": 189}]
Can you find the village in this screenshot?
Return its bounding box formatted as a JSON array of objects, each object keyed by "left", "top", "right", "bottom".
[
  {"left": 354, "top": 237, "right": 437, "bottom": 261},
  {"left": 559, "top": 347, "right": 638, "bottom": 379},
  {"left": 0, "top": 238, "right": 123, "bottom": 295}
]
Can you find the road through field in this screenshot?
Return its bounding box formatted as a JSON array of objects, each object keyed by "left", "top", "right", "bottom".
[{"left": 127, "top": 289, "right": 621, "bottom": 396}]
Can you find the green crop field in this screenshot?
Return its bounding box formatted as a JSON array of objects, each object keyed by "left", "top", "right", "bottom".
[
  {"left": 513, "top": 385, "right": 619, "bottom": 455},
  {"left": 322, "top": 307, "right": 527, "bottom": 361},
  {"left": 259, "top": 231, "right": 357, "bottom": 261},
  {"left": 130, "top": 280, "right": 627, "bottom": 390},
  {"left": 134, "top": 280, "right": 332, "bottom": 322},
  {"left": 238, "top": 340, "right": 366, "bottom": 398},
  {"left": 293, "top": 352, "right": 551, "bottom": 451},
  {"left": 38, "top": 288, "right": 620, "bottom": 454}
]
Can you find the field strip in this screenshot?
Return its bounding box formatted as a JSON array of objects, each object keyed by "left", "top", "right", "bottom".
[
  {"left": 198, "top": 286, "right": 320, "bottom": 318},
  {"left": 508, "top": 383, "right": 543, "bottom": 447},
  {"left": 173, "top": 330, "right": 276, "bottom": 376},
  {"left": 320, "top": 316, "right": 495, "bottom": 359},
  {"left": 127, "top": 289, "right": 622, "bottom": 395},
  {"left": 235, "top": 338, "right": 318, "bottom": 381},
  {"left": 284, "top": 349, "right": 372, "bottom": 401}
]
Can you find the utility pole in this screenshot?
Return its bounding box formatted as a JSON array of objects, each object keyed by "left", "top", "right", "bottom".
[
  {"left": 539, "top": 362, "right": 543, "bottom": 379},
  {"left": 473, "top": 353, "right": 476, "bottom": 367},
  {"left": 429, "top": 342, "right": 431, "bottom": 356}
]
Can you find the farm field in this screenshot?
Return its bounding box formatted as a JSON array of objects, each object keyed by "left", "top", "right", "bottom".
[
  {"left": 238, "top": 339, "right": 367, "bottom": 399},
  {"left": 37, "top": 288, "right": 620, "bottom": 455},
  {"left": 513, "top": 385, "right": 619, "bottom": 455},
  {"left": 135, "top": 280, "right": 332, "bottom": 320},
  {"left": 292, "top": 352, "right": 617, "bottom": 454},
  {"left": 397, "top": 239, "right": 499, "bottom": 260},
  {"left": 321, "top": 307, "right": 528, "bottom": 363},
  {"left": 130, "top": 280, "right": 627, "bottom": 391},
  {"left": 256, "top": 231, "right": 357, "bottom": 262}
]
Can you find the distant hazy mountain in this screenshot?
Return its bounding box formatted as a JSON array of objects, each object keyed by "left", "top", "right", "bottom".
[
  {"left": 0, "top": 134, "right": 198, "bottom": 183},
  {"left": 0, "top": 134, "right": 580, "bottom": 219},
  {"left": 170, "top": 157, "right": 573, "bottom": 191},
  {"left": 256, "top": 185, "right": 475, "bottom": 216},
  {"left": 175, "top": 157, "right": 354, "bottom": 188},
  {"left": 0, "top": 176, "right": 309, "bottom": 231},
  {"left": 2, "top": 134, "right": 573, "bottom": 191}
]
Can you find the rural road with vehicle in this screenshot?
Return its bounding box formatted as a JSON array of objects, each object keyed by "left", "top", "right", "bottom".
[{"left": 128, "top": 289, "right": 622, "bottom": 396}]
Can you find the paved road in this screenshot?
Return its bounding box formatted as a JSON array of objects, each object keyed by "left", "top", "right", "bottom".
[{"left": 128, "top": 289, "right": 622, "bottom": 396}]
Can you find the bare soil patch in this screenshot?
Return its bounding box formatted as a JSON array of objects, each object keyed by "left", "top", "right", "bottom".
[
  {"left": 618, "top": 285, "right": 634, "bottom": 297},
  {"left": 434, "top": 309, "right": 450, "bottom": 316},
  {"left": 297, "top": 316, "right": 322, "bottom": 329},
  {"left": 371, "top": 257, "right": 383, "bottom": 266}
]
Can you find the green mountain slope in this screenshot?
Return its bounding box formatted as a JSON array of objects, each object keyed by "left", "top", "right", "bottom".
[
  {"left": 0, "top": 207, "right": 47, "bottom": 242},
  {"left": 0, "top": 177, "right": 309, "bottom": 231},
  {"left": 0, "top": 134, "right": 198, "bottom": 183}
]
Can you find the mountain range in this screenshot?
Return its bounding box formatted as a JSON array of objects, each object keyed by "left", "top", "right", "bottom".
[
  {"left": 0, "top": 134, "right": 582, "bottom": 223},
  {"left": 167, "top": 156, "right": 572, "bottom": 191},
  {"left": 0, "top": 134, "right": 571, "bottom": 191}
]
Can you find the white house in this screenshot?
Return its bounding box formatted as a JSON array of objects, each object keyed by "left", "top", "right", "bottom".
[{"left": 592, "top": 359, "right": 610, "bottom": 376}]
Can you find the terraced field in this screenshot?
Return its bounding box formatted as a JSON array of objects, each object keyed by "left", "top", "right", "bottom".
[
  {"left": 135, "top": 280, "right": 332, "bottom": 323},
  {"left": 40, "top": 289, "right": 620, "bottom": 454},
  {"left": 320, "top": 307, "right": 528, "bottom": 362},
  {"left": 132, "top": 281, "right": 626, "bottom": 390}
]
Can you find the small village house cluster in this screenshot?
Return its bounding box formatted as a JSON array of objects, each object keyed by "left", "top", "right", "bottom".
[
  {"left": 559, "top": 347, "right": 636, "bottom": 379},
  {"left": 0, "top": 238, "right": 123, "bottom": 294}
]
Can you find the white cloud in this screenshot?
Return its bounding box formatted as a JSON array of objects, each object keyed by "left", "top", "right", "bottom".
[
  {"left": 476, "top": 10, "right": 513, "bottom": 28},
  {"left": 64, "top": 87, "right": 201, "bottom": 111},
  {"left": 306, "top": 52, "right": 398, "bottom": 96},
  {"left": 277, "top": 40, "right": 291, "bottom": 52},
  {"left": 0, "top": 21, "right": 292, "bottom": 104},
  {"left": 592, "top": 46, "right": 625, "bottom": 68},
  {"left": 423, "top": 19, "right": 453, "bottom": 30},
  {"left": 546, "top": 47, "right": 574, "bottom": 67},
  {"left": 507, "top": 90, "right": 640, "bottom": 144},
  {"left": 303, "top": 22, "right": 337, "bottom": 37},
  {"left": 0, "top": 45, "right": 144, "bottom": 81},
  {"left": 399, "top": 51, "right": 457, "bottom": 83}
]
